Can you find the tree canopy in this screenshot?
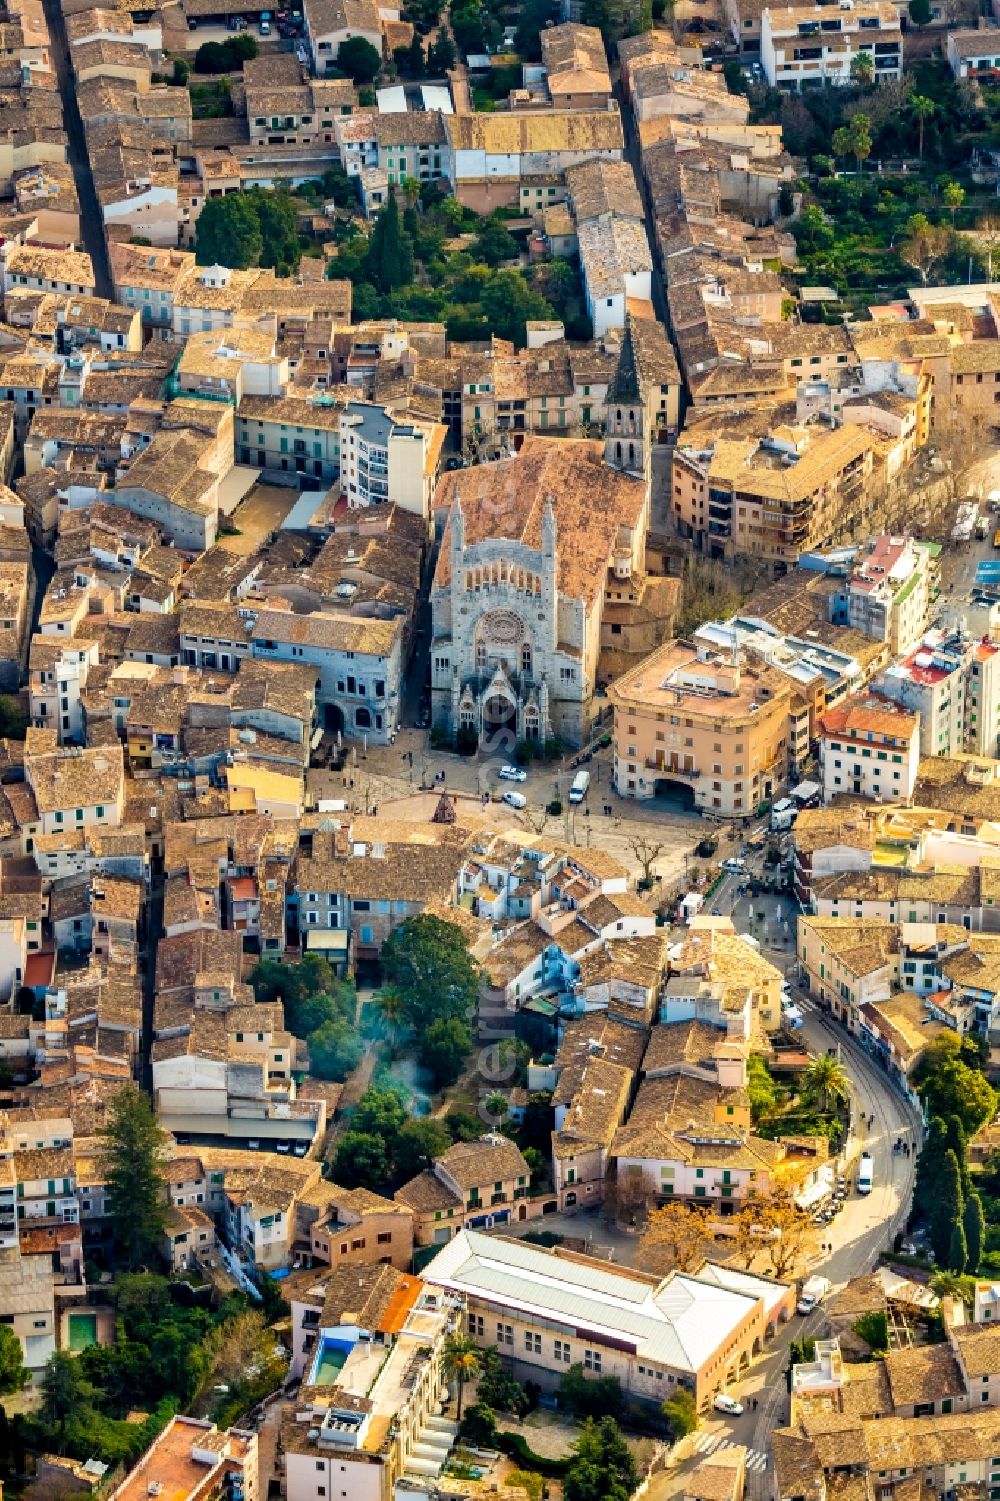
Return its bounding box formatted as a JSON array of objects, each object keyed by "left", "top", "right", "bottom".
[
  {"left": 97, "top": 1084, "right": 167, "bottom": 1270},
  {"left": 0, "top": 1326, "right": 26, "bottom": 1395},
  {"left": 196, "top": 188, "right": 301, "bottom": 274},
  {"left": 381, "top": 913, "right": 481, "bottom": 1032},
  {"left": 913, "top": 1033, "right": 997, "bottom": 1135},
  {"left": 563, "top": 1417, "right": 638, "bottom": 1501},
  {"left": 338, "top": 35, "right": 381, "bottom": 82}
]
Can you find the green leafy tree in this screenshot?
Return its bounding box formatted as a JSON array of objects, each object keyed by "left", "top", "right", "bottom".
[
  {"left": 0, "top": 1326, "right": 27, "bottom": 1395},
  {"left": 322, "top": 164, "right": 356, "bottom": 207},
  {"left": 333, "top": 1130, "right": 392, "bottom": 1189},
  {"left": 794, "top": 203, "right": 834, "bottom": 254},
  {"left": 196, "top": 193, "right": 263, "bottom": 268},
  {"left": 564, "top": 1417, "right": 638, "bottom": 1501},
  {"left": 910, "top": 94, "right": 935, "bottom": 159},
  {"left": 661, "top": 1388, "right": 698, "bottom": 1437},
  {"left": 942, "top": 180, "right": 965, "bottom": 227},
  {"left": 964, "top": 1190, "right": 986, "bottom": 1273},
  {"left": 307, "top": 1020, "right": 364, "bottom": 1081},
  {"left": 747, "top": 1054, "right": 777, "bottom": 1123},
  {"left": 381, "top": 913, "right": 480, "bottom": 1030},
  {"left": 353, "top": 1086, "right": 407, "bottom": 1139},
  {"left": 908, "top": 0, "right": 931, "bottom": 24},
  {"left": 230, "top": 32, "right": 258, "bottom": 59},
  {"left": 443, "top": 1334, "right": 480, "bottom": 1421},
  {"left": 406, "top": 32, "right": 426, "bottom": 75},
  {"left": 366, "top": 192, "right": 415, "bottom": 292},
  {"left": 98, "top": 1084, "right": 167, "bottom": 1270},
  {"left": 945, "top": 1115, "right": 971, "bottom": 1197},
  {"left": 420, "top": 1015, "right": 473, "bottom": 1088},
  {"left": 476, "top": 1347, "right": 530, "bottom": 1416},
  {"left": 479, "top": 268, "right": 554, "bottom": 347},
  {"left": 474, "top": 214, "right": 518, "bottom": 267},
  {"left": 41, "top": 1351, "right": 94, "bottom": 1450},
  {"left": 0, "top": 694, "right": 27, "bottom": 739},
  {"left": 558, "top": 1364, "right": 624, "bottom": 1421},
  {"left": 914, "top": 1033, "right": 997, "bottom": 1134},
  {"left": 516, "top": 0, "right": 557, "bottom": 58},
  {"left": 914, "top": 1117, "right": 948, "bottom": 1222},
  {"left": 251, "top": 188, "right": 301, "bottom": 273},
  {"left": 338, "top": 35, "right": 382, "bottom": 82},
  {"left": 428, "top": 26, "right": 456, "bottom": 71},
  {"left": 462, "top": 1401, "right": 498, "bottom": 1447},
  {"left": 393, "top": 1117, "right": 452, "bottom": 1181},
  {"left": 930, "top": 1149, "right": 964, "bottom": 1267},
  {"left": 194, "top": 39, "right": 230, "bottom": 71},
  {"left": 948, "top": 1217, "right": 968, "bottom": 1274},
  {"left": 852, "top": 1310, "right": 889, "bottom": 1352}
]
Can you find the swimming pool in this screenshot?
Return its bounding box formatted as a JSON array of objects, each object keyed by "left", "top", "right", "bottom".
[
  {"left": 310, "top": 1338, "right": 347, "bottom": 1387},
  {"left": 67, "top": 1313, "right": 98, "bottom": 1351}
]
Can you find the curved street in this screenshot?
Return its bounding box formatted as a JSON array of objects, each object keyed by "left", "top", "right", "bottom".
[{"left": 653, "top": 1000, "right": 921, "bottom": 1501}]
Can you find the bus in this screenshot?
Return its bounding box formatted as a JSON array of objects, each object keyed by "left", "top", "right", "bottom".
[{"left": 857, "top": 1151, "right": 873, "bottom": 1195}]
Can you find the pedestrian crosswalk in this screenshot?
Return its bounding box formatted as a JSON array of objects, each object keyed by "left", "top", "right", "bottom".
[{"left": 692, "top": 1431, "right": 769, "bottom": 1474}]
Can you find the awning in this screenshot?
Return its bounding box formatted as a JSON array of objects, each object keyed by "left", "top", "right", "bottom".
[
  {"left": 522, "top": 995, "right": 557, "bottom": 1017},
  {"left": 306, "top": 929, "right": 350, "bottom": 952}
]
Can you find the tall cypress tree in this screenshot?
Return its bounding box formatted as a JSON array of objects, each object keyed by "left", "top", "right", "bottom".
[
  {"left": 366, "top": 192, "right": 413, "bottom": 293},
  {"left": 97, "top": 1084, "right": 167, "bottom": 1270},
  {"left": 914, "top": 1116, "right": 947, "bottom": 1222},
  {"left": 948, "top": 1218, "right": 968, "bottom": 1274},
  {"left": 964, "top": 1190, "right": 986, "bottom": 1273},
  {"left": 930, "top": 1149, "right": 964, "bottom": 1267},
  {"left": 945, "top": 1115, "right": 971, "bottom": 1198}
]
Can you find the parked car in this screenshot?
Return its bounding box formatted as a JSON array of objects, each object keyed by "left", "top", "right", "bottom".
[
  {"left": 714, "top": 1393, "right": 743, "bottom": 1416},
  {"left": 719, "top": 857, "right": 745, "bottom": 872},
  {"left": 502, "top": 790, "right": 527, "bottom": 809},
  {"left": 498, "top": 765, "right": 527, "bottom": 782}
]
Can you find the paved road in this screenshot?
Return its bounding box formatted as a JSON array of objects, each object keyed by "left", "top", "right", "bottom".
[
  {"left": 652, "top": 1000, "right": 920, "bottom": 1501},
  {"left": 39, "top": 0, "right": 112, "bottom": 299}
]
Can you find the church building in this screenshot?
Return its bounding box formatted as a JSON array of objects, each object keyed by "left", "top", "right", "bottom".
[{"left": 430, "top": 438, "right": 648, "bottom": 748}]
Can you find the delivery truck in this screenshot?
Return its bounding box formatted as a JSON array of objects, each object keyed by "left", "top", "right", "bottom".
[{"left": 797, "top": 1275, "right": 832, "bottom": 1316}]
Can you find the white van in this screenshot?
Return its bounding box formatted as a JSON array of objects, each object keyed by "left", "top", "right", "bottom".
[
  {"left": 503, "top": 790, "right": 527, "bottom": 810},
  {"left": 569, "top": 770, "right": 590, "bottom": 804},
  {"left": 857, "top": 1151, "right": 873, "bottom": 1195}
]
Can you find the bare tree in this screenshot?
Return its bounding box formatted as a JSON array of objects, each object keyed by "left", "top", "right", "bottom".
[
  {"left": 604, "top": 1166, "right": 657, "bottom": 1229},
  {"left": 758, "top": 1185, "right": 812, "bottom": 1282},
  {"left": 899, "top": 214, "right": 949, "bottom": 288},
  {"left": 520, "top": 803, "right": 551, "bottom": 835},
  {"left": 637, "top": 1200, "right": 712, "bottom": 1274},
  {"left": 977, "top": 216, "right": 1000, "bottom": 281},
  {"left": 628, "top": 834, "right": 666, "bottom": 887}
]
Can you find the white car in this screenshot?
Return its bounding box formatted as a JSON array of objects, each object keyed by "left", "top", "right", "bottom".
[
  {"left": 714, "top": 1393, "right": 743, "bottom": 1416},
  {"left": 502, "top": 790, "right": 527, "bottom": 809},
  {"left": 498, "top": 765, "right": 527, "bottom": 782},
  {"left": 783, "top": 1007, "right": 804, "bottom": 1030},
  {"left": 719, "top": 857, "right": 745, "bottom": 872}
]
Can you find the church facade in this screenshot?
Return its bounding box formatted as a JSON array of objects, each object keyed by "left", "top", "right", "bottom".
[{"left": 430, "top": 438, "right": 648, "bottom": 749}]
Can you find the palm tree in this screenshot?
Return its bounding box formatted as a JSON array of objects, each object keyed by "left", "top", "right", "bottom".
[
  {"left": 371, "top": 985, "right": 406, "bottom": 1052},
  {"left": 443, "top": 1334, "right": 480, "bottom": 1422},
  {"left": 910, "top": 94, "right": 934, "bottom": 161},
  {"left": 803, "top": 1054, "right": 850, "bottom": 1114},
  {"left": 850, "top": 50, "right": 874, "bottom": 87}
]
